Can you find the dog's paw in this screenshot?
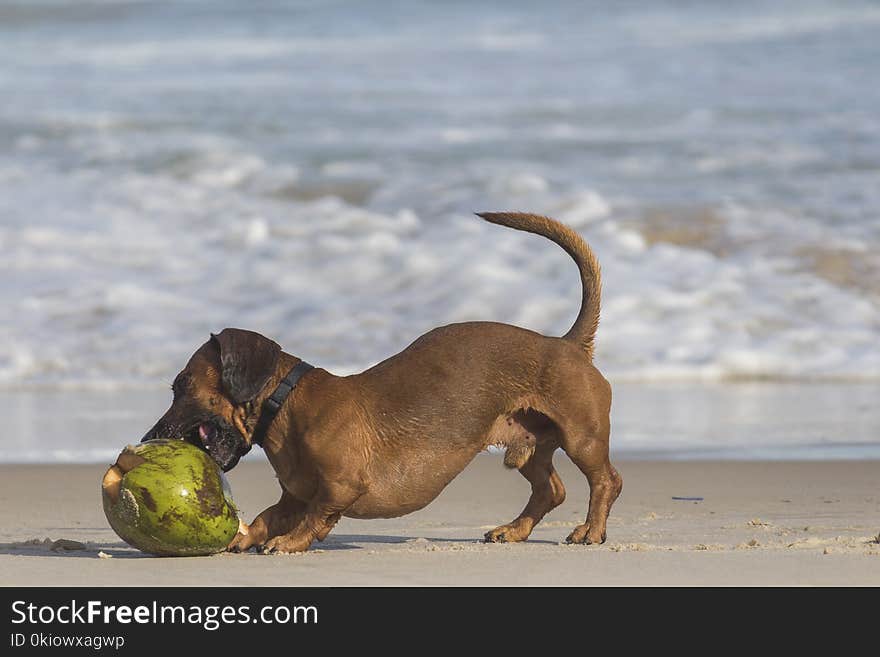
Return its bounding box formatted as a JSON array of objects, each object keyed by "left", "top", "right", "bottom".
[
  {"left": 227, "top": 519, "right": 267, "bottom": 553},
  {"left": 484, "top": 520, "right": 532, "bottom": 543},
  {"left": 227, "top": 531, "right": 258, "bottom": 553},
  {"left": 261, "top": 534, "right": 313, "bottom": 555},
  {"left": 565, "top": 523, "right": 606, "bottom": 545}
]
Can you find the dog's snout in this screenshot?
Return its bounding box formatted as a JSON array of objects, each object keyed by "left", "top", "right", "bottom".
[{"left": 140, "top": 419, "right": 167, "bottom": 443}]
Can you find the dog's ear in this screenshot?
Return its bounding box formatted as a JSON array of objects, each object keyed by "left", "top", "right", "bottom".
[{"left": 210, "top": 328, "right": 281, "bottom": 404}]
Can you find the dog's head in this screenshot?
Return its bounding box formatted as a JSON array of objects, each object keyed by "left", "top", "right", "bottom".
[{"left": 141, "top": 328, "right": 282, "bottom": 472}]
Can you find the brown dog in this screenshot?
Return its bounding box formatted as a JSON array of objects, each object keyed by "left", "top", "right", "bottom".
[{"left": 141, "top": 212, "right": 621, "bottom": 553}]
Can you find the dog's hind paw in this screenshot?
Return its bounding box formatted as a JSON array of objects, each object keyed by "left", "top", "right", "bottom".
[
  {"left": 484, "top": 530, "right": 508, "bottom": 543},
  {"left": 484, "top": 520, "right": 532, "bottom": 543},
  {"left": 565, "top": 523, "right": 606, "bottom": 545}
]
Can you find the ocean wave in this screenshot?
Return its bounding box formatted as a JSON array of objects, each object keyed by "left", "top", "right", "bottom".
[
  {"left": 2, "top": 0, "right": 879, "bottom": 388},
  {"left": 624, "top": 6, "right": 880, "bottom": 47},
  {"left": 2, "top": 169, "right": 878, "bottom": 388}
]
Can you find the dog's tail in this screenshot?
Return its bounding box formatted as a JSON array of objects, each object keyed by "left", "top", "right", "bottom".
[{"left": 476, "top": 212, "right": 601, "bottom": 360}]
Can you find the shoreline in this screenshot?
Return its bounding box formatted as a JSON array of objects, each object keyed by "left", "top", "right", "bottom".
[
  {"left": 3, "top": 382, "right": 880, "bottom": 463},
  {"left": 1, "top": 458, "right": 877, "bottom": 586}
]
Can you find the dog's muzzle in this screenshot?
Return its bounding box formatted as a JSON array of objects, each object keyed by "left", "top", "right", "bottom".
[{"left": 141, "top": 417, "right": 250, "bottom": 472}]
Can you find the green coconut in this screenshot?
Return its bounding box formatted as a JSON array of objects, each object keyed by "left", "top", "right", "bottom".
[{"left": 101, "top": 439, "right": 240, "bottom": 556}]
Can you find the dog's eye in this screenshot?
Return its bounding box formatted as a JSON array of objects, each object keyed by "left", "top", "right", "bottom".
[{"left": 171, "top": 373, "right": 191, "bottom": 400}]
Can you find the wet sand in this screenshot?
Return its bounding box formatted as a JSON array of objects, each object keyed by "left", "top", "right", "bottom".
[{"left": 1, "top": 457, "right": 877, "bottom": 586}]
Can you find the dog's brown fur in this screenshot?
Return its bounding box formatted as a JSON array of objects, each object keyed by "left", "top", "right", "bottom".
[{"left": 146, "top": 213, "right": 621, "bottom": 553}]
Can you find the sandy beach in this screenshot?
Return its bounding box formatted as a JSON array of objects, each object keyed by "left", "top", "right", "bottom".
[{"left": 1, "top": 456, "right": 877, "bottom": 586}]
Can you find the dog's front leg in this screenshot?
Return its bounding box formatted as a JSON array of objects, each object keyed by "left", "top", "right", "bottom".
[
  {"left": 262, "top": 481, "right": 361, "bottom": 554},
  {"left": 227, "top": 490, "right": 306, "bottom": 552}
]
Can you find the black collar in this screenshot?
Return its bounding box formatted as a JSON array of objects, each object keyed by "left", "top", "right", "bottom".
[{"left": 251, "top": 360, "right": 314, "bottom": 447}]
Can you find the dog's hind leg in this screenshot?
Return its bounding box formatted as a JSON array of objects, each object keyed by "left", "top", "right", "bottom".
[
  {"left": 560, "top": 429, "right": 622, "bottom": 545},
  {"left": 484, "top": 442, "right": 566, "bottom": 543}
]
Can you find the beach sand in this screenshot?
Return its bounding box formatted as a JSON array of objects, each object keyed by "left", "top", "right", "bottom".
[{"left": 0, "top": 456, "right": 877, "bottom": 586}]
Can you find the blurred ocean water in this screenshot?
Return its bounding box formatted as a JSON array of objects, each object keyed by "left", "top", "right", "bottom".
[
  {"left": 4, "top": 382, "right": 880, "bottom": 463},
  {"left": 1, "top": 1, "right": 878, "bottom": 393}
]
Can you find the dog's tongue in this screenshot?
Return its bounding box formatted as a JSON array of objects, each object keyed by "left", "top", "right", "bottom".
[{"left": 198, "top": 424, "right": 215, "bottom": 444}]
